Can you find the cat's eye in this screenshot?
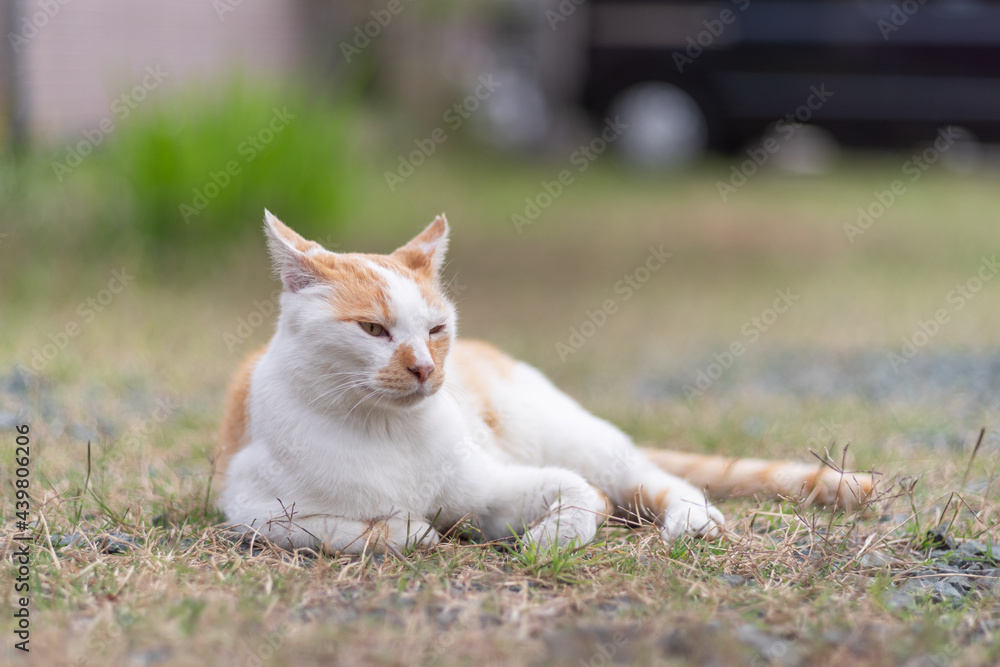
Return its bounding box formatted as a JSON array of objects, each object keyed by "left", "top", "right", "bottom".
[
  {"left": 359, "top": 322, "right": 387, "bottom": 337},
  {"left": 429, "top": 324, "right": 445, "bottom": 335}
]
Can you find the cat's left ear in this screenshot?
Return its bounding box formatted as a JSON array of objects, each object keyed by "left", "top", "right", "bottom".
[
  {"left": 263, "top": 209, "right": 329, "bottom": 292},
  {"left": 392, "top": 214, "right": 449, "bottom": 277}
]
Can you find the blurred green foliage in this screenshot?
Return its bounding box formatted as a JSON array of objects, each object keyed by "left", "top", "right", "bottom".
[
  {"left": 0, "top": 80, "right": 354, "bottom": 269},
  {"left": 94, "top": 80, "right": 359, "bottom": 256}
]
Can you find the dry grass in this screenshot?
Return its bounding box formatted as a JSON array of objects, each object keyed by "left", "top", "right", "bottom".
[{"left": 3, "top": 154, "right": 1000, "bottom": 665}]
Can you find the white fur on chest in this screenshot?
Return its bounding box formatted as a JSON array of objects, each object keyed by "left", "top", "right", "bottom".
[{"left": 228, "top": 340, "right": 471, "bottom": 521}]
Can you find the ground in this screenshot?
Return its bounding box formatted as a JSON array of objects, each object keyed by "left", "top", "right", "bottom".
[{"left": 1, "top": 151, "right": 999, "bottom": 665}]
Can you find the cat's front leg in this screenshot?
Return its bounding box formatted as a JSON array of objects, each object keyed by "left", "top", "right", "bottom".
[
  {"left": 624, "top": 472, "right": 725, "bottom": 542},
  {"left": 461, "top": 464, "right": 610, "bottom": 550},
  {"left": 652, "top": 479, "right": 726, "bottom": 542},
  {"left": 230, "top": 504, "right": 439, "bottom": 555}
]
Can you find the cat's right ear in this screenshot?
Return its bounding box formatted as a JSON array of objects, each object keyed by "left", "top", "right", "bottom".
[{"left": 263, "top": 210, "right": 328, "bottom": 292}]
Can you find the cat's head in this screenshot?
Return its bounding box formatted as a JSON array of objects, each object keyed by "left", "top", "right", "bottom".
[{"left": 263, "top": 210, "right": 457, "bottom": 409}]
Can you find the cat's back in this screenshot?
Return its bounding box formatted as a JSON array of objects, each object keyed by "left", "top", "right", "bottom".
[
  {"left": 448, "top": 339, "right": 518, "bottom": 426},
  {"left": 447, "top": 338, "right": 554, "bottom": 450}
]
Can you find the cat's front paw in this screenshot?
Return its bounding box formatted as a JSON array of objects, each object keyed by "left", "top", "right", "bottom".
[
  {"left": 660, "top": 491, "right": 725, "bottom": 541},
  {"left": 526, "top": 515, "right": 597, "bottom": 550}
]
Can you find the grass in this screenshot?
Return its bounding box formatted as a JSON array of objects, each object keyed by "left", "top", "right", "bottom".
[{"left": 2, "top": 144, "right": 1000, "bottom": 665}]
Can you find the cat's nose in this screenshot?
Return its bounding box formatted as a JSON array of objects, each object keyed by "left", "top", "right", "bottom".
[{"left": 407, "top": 362, "right": 434, "bottom": 383}]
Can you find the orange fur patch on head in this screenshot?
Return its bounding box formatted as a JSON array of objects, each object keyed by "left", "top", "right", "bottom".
[
  {"left": 316, "top": 254, "right": 393, "bottom": 326},
  {"left": 369, "top": 255, "right": 449, "bottom": 312},
  {"left": 392, "top": 244, "right": 433, "bottom": 275}
]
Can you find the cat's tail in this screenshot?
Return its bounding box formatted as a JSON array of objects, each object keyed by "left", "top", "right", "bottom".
[{"left": 639, "top": 448, "right": 875, "bottom": 510}]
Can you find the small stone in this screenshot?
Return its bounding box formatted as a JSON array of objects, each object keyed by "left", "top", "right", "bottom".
[
  {"left": 943, "top": 576, "right": 973, "bottom": 595},
  {"left": 958, "top": 541, "right": 986, "bottom": 557},
  {"left": 52, "top": 532, "right": 86, "bottom": 549},
  {"left": 720, "top": 573, "right": 748, "bottom": 587},
  {"left": 932, "top": 580, "right": 964, "bottom": 603},
  {"left": 860, "top": 550, "right": 895, "bottom": 567},
  {"left": 884, "top": 589, "right": 916, "bottom": 611},
  {"left": 97, "top": 532, "right": 138, "bottom": 554},
  {"left": 127, "top": 648, "right": 171, "bottom": 665},
  {"left": 924, "top": 527, "right": 956, "bottom": 551}
]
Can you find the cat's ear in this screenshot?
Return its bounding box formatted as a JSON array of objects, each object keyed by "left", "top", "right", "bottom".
[
  {"left": 263, "top": 209, "right": 329, "bottom": 292},
  {"left": 392, "top": 214, "right": 449, "bottom": 277}
]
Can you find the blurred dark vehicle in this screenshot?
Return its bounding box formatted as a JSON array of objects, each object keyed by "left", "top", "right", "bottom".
[{"left": 579, "top": 0, "right": 1000, "bottom": 166}]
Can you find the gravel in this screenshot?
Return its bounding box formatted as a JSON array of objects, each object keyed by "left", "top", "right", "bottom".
[{"left": 643, "top": 348, "right": 1000, "bottom": 416}]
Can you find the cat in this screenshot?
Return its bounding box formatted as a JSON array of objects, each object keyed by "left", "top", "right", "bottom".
[{"left": 214, "top": 211, "right": 874, "bottom": 555}]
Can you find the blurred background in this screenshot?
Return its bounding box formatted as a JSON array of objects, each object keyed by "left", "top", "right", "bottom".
[{"left": 2, "top": 0, "right": 1000, "bottom": 495}]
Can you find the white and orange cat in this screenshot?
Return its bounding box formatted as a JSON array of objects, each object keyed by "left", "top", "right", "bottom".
[{"left": 214, "top": 211, "right": 873, "bottom": 554}]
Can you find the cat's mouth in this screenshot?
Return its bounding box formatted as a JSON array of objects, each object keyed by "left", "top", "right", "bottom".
[{"left": 383, "top": 382, "right": 440, "bottom": 406}]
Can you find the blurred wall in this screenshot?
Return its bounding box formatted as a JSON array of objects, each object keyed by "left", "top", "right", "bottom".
[{"left": 5, "top": 0, "right": 309, "bottom": 142}]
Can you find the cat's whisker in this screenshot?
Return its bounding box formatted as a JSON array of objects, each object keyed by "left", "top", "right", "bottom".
[
  {"left": 344, "top": 389, "right": 381, "bottom": 420},
  {"left": 305, "top": 379, "right": 371, "bottom": 409},
  {"left": 362, "top": 394, "right": 388, "bottom": 431},
  {"left": 441, "top": 381, "right": 472, "bottom": 409},
  {"left": 306, "top": 371, "right": 371, "bottom": 393}
]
